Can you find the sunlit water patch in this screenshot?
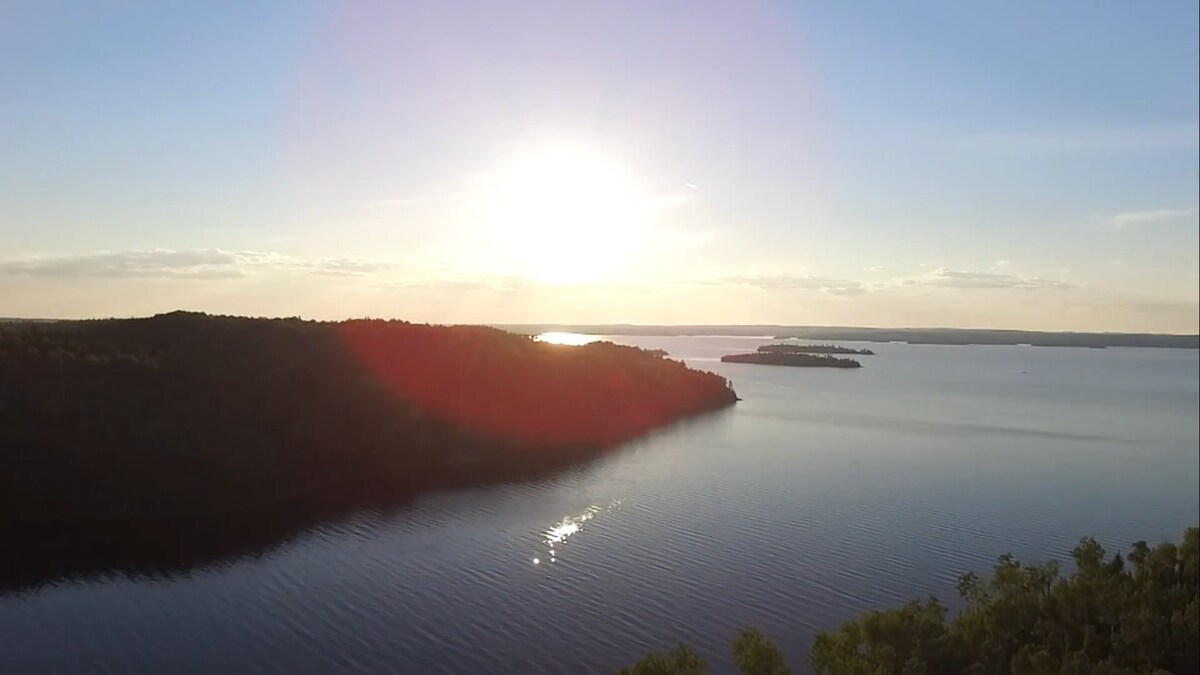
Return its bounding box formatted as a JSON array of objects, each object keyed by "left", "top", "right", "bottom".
[
  {"left": 2, "top": 338, "right": 1196, "bottom": 675},
  {"left": 533, "top": 498, "right": 625, "bottom": 565},
  {"left": 534, "top": 332, "right": 602, "bottom": 346}
]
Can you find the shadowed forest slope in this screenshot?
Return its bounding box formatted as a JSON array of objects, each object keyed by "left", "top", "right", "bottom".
[{"left": 0, "top": 312, "right": 737, "bottom": 522}]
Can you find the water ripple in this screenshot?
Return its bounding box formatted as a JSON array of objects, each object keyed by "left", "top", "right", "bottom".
[{"left": 2, "top": 339, "right": 1196, "bottom": 675}]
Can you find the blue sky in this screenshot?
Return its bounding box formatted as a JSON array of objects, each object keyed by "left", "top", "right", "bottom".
[{"left": 2, "top": 1, "right": 1197, "bottom": 331}]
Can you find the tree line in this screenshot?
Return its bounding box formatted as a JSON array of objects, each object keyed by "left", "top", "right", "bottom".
[
  {"left": 757, "top": 344, "right": 875, "bottom": 356},
  {"left": 0, "top": 312, "right": 737, "bottom": 524},
  {"left": 619, "top": 527, "right": 1198, "bottom": 674}
]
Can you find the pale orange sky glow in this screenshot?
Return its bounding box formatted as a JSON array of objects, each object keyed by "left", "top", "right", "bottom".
[{"left": 2, "top": 2, "right": 1197, "bottom": 332}]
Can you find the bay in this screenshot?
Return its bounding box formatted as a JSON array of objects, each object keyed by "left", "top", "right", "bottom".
[{"left": 2, "top": 337, "right": 1196, "bottom": 674}]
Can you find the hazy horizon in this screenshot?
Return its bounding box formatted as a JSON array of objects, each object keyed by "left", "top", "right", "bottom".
[
  {"left": 4, "top": 312, "right": 1199, "bottom": 338},
  {"left": 2, "top": 1, "right": 1197, "bottom": 332}
]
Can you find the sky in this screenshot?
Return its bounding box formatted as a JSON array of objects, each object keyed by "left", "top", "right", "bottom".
[{"left": 1, "top": 1, "right": 1197, "bottom": 332}]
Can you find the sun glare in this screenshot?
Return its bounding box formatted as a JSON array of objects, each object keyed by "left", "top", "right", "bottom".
[
  {"left": 485, "top": 143, "right": 650, "bottom": 284},
  {"left": 534, "top": 331, "right": 601, "bottom": 346}
]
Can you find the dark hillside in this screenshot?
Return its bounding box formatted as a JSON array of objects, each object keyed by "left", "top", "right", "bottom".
[{"left": 0, "top": 312, "right": 737, "bottom": 522}]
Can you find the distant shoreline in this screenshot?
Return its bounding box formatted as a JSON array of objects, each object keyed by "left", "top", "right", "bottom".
[
  {"left": 495, "top": 325, "right": 1200, "bottom": 349},
  {"left": 4, "top": 318, "right": 1196, "bottom": 349}
]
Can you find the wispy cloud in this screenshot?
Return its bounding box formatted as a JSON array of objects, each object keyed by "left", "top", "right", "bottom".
[
  {"left": 0, "top": 249, "right": 247, "bottom": 279},
  {"left": 720, "top": 274, "right": 866, "bottom": 296},
  {"left": 955, "top": 124, "right": 1200, "bottom": 153},
  {"left": 1114, "top": 299, "right": 1200, "bottom": 315},
  {"left": 387, "top": 276, "right": 526, "bottom": 293},
  {"left": 1068, "top": 297, "right": 1200, "bottom": 320},
  {"left": 307, "top": 258, "right": 403, "bottom": 277},
  {"left": 900, "top": 268, "right": 1075, "bottom": 291},
  {"left": 1108, "top": 208, "right": 1197, "bottom": 229},
  {"left": 700, "top": 267, "right": 1077, "bottom": 296},
  {"left": 0, "top": 249, "right": 406, "bottom": 280}
]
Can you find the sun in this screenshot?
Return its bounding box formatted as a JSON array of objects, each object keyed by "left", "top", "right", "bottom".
[{"left": 483, "top": 142, "right": 651, "bottom": 284}]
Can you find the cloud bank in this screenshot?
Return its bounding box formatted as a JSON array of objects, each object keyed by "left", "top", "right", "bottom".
[
  {"left": 720, "top": 274, "right": 866, "bottom": 296},
  {"left": 0, "top": 249, "right": 404, "bottom": 280},
  {"left": 900, "top": 268, "right": 1075, "bottom": 291},
  {"left": 0, "top": 250, "right": 247, "bottom": 279},
  {"left": 1109, "top": 208, "right": 1197, "bottom": 229}
]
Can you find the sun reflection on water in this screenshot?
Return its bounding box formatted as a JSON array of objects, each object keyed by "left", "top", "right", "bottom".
[
  {"left": 533, "top": 498, "right": 624, "bottom": 566},
  {"left": 533, "top": 332, "right": 602, "bottom": 346}
]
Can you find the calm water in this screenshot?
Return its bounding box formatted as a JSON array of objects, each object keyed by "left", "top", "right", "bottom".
[{"left": 2, "top": 337, "right": 1197, "bottom": 674}]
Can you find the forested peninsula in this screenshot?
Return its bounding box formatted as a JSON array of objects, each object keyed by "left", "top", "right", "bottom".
[
  {"left": 721, "top": 352, "right": 862, "bottom": 368},
  {"left": 0, "top": 312, "right": 737, "bottom": 523},
  {"left": 757, "top": 344, "right": 875, "bottom": 356}
]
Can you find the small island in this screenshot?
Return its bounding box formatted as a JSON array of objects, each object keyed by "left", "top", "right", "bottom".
[
  {"left": 757, "top": 343, "right": 875, "bottom": 356},
  {"left": 721, "top": 352, "right": 862, "bottom": 368}
]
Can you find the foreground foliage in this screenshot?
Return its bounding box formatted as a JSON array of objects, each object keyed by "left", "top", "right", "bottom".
[{"left": 619, "top": 528, "right": 1198, "bottom": 674}]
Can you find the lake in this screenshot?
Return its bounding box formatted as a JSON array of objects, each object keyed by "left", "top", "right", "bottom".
[{"left": 2, "top": 337, "right": 1197, "bottom": 674}]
